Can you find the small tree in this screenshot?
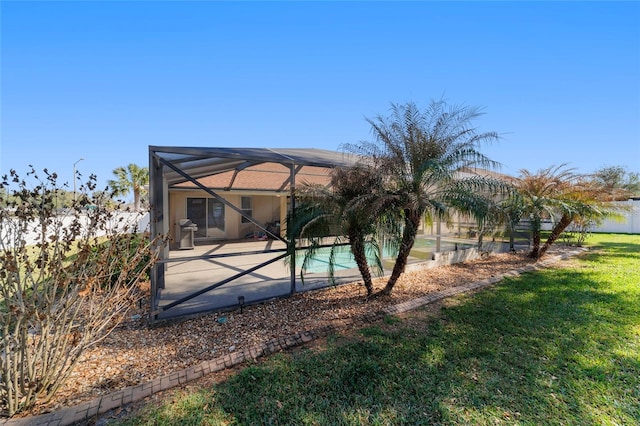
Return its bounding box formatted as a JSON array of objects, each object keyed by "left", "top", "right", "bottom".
[
  {"left": 0, "top": 168, "right": 159, "bottom": 417},
  {"left": 515, "top": 164, "right": 623, "bottom": 259},
  {"left": 591, "top": 165, "right": 640, "bottom": 201},
  {"left": 562, "top": 216, "right": 594, "bottom": 246},
  {"left": 514, "top": 164, "right": 578, "bottom": 259},
  {"left": 537, "top": 175, "right": 627, "bottom": 258},
  {"left": 498, "top": 192, "right": 527, "bottom": 251},
  {"left": 447, "top": 183, "right": 509, "bottom": 251}
]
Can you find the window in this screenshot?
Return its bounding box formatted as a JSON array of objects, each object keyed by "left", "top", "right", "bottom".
[{"left": 241, "top": 196, "right": 252, "bottom": 223}]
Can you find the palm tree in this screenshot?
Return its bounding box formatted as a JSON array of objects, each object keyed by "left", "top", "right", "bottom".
[
  {"left": 536, "top": 173, "right": 622, "bottom": 258},
  {"left": 445, "top": 178, "right": 514, "bottom": 251},
  {"left": 514, "top": 164, "right": 578, "bottom": 259},
  {"left": 466, "top": 196, "right": 501, "bottom": 251},
  {"left": 513, "top": 164, "right": 621, "bottom": 259},
  {"left": 107, "top": 164, "right": 149, "bottom": 211},
  {"left": 286, "top": 165, "right": 385, "bottom": 296},
  {"left": 498, "top": 192, "right": 527, "bottom": 251},
  {"left": 349, "top": 100, "right": 504, "bottom": 295}
]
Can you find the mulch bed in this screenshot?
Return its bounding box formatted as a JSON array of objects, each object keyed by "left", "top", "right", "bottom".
[{"left": 22, "top": 248, "right": 574, "bottom": 418}]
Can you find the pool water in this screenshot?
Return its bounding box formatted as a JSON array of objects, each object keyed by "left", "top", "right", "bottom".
[{"left": 297, "top": 238, "right": 472, "bottom": 274}]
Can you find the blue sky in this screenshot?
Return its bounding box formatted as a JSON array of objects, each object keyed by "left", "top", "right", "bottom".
[{"left": 2, "top": 1, "right": 639, "bottom": 195}]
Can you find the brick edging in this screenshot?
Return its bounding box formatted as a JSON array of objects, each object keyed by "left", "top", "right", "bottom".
[{"left": 2, "top": 248, "right": 586, "bottom": 425}]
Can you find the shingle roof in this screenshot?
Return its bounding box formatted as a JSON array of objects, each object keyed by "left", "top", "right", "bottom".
[
  {"left": 150, "top": 146, "right": 358, "bottom": 187},
  {"left": 173, "top": 162, "right": 332, "bottom": 192}
]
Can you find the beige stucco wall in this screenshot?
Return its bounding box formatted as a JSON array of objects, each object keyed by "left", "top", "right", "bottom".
[
  {"left": 169, "top": 190, "right": 207, "bottom": 246},
  {"left": 168, "top": 190, "right": 283, "bottom": 245},
  {"left": 237, "top": 195, "right": 282, "bottom": 239}
]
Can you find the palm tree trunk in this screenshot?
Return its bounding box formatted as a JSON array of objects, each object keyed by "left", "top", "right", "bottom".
[
  {"left": 529, "top": 231, "right": 541, "bottom": 258},
  {"left": 528, "top": 217, "right": 542, "bottom": 258},
  {"left": 508, "top": 224, "right": 516, "bottom": 251},
  {"left": 381, "top": 213, "right": 419, "bottom": 295},
  {"left": 133, "top": 188, "right": 141, "bottom": 211},
  {"left": 349, "top": 231, "right": 374, "bottom": 296},
  {"left": 538, "top": 214, "right": 572, "bottom": 258}
]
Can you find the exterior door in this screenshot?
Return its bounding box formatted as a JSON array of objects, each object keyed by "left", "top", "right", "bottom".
[{"left": 186, "top": 198, "right": 225, "bottom": 239}]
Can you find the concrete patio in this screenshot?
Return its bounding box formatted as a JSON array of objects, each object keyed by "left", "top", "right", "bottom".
[
  {"left": 154, "top": 239, "right": 366, "bottom": 320},
  {"left": 152, "top": 236, "right": 504, "bottom": 321}
]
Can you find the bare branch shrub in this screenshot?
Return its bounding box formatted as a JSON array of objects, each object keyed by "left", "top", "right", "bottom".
[
  {"left": 0, "top": 168, "right": 159, "bottom": 417},
  {"left": 562, "top": 217, "right": 596, "bottom": 247}
]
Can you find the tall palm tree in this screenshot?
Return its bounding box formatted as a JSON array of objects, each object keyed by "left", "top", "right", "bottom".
[
  {"left": 286, "top": 165, "right": 385, "bottom": 296},
  {"left": 107, "top": 163, "right": 149, "bottom": 211},
  {"left": 349, "top": 100, "right": 504, "bottom": 295}
]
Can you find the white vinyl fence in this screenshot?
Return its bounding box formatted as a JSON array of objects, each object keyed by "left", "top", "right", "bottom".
[
  {"left": 1, "top": 211, "right": 150, "bottom": 248},
  {"left": 592, "top": 199, "right": 640, "bottom": 234}
]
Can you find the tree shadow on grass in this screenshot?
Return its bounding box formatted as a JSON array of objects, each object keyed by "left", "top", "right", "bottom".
[
  {"left": 134, "top": 247, "right": 640, "bottom": 425},
  {"left": 584, "top": 239, "right": 640, "bottom": 257},
  {"left": 428, "top": 268, "right": 640, "bottom": 424}
]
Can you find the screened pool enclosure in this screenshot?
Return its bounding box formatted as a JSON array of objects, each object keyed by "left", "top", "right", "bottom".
[{"left": 148, "top": 146, "right": 515, "bottom": 322}]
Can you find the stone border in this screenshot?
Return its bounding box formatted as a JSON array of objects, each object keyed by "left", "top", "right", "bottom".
[{"left": 1, "top": 248, "right": 586, "bottom": 425}]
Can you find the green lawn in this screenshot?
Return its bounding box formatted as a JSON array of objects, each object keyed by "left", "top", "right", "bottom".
[{"left": 119, "top": 234, "right": 640, "bottom": 425}]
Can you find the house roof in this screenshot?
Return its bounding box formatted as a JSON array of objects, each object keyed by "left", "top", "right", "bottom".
[
  {"left": 150, "top": 146, "right": 358, "bottom": 188},
  {"left": 461, "top": 166, "right": 516, "bottom": 183},
  {"left": 173, "top": 162, "right": 333, "bottom": 192},
  {"left": 149, "top": 146, "right": 513, "bottom": 193}
]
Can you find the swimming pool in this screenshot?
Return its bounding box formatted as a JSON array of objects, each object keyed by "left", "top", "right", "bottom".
[{"left": 297, "top": 238, "right": 473, "bottom": 274}]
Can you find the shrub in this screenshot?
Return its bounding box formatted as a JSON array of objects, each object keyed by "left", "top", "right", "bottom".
[{"left": 0, "top": 168, "right": 161, "bottom": 417}]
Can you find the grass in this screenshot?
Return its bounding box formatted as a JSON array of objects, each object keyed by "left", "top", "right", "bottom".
[{"left": 117, "top": 233, "right": 639, "bottom": 425}]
